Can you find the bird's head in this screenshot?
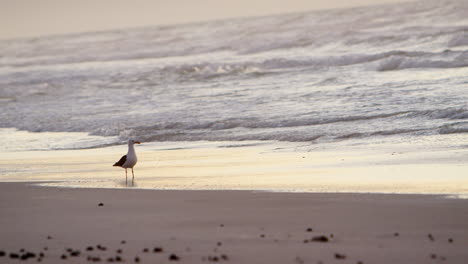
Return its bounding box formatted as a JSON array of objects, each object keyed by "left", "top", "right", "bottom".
[{"left": 128, "top": 139, "right": 142, "bottom": 145}]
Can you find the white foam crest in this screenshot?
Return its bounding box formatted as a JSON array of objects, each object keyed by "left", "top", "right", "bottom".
[
  {"left": 156, "top": 50, "right": 466, "bottom": 79},
  {"left": 375, "top": 51, "right": 468, "bottom": 71}
]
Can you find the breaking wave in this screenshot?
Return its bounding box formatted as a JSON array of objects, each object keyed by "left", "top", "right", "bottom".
[{"left": 1, "top": 0, "right": 467, "bottom": 150}]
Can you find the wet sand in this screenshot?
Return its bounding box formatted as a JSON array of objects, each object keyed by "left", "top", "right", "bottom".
[
  {"left": 1, "top": 182, "right": 467, "bottom": 263},
  {"left": 1, "top": 140, "right": 467, "bottom": 195}
]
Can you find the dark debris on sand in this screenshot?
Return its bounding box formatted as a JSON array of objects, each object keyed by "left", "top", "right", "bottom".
[
  {"left": 169, "top": 253, "right": 180, "bottom": 261},
  {"left": 428, "top": 233, "right": 435, "bottom": 241},
  {"left": 311, "top": 235, "right": 329, "bottom": 242},
  {"left": 153, "top": 247, "right": 163, "bottom": 253},
  {"left": 97, "top": 244, "right": 107, "bottom": 251},
  {"left": 334, "top": 253, "right": 346, "bottom": 259},
  {"left": 204, "top": 254, "right": 229, "bottom": 262},
  {"left": 20, "top": 252, "right": 36, "bottom": 260}
]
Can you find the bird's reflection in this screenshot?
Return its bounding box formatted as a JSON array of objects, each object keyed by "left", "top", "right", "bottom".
[{"left": 119, "top": 179, "right": 137, "bottom": 187}]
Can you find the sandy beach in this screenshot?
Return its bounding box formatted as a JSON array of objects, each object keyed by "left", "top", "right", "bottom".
[
  {"left": 2, "top": 0, "right": 468, "bottom": 263},
  {"left": 1, "top": 140, "right": 467, "bottom": 263},
  {"left": 0, "top": 182, "right": 467, "bottom": 264}
]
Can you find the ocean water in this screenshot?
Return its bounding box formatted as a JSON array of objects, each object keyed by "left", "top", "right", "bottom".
[{"left": 0, "top": 0, "right": 467, "bottom": 152}]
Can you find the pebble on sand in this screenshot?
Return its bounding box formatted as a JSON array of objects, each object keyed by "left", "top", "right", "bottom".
[
  {"left": 306, "top": 228, "right": 313, "bottom": 232},
  {"left": 97, "top": 245, "right": 107, "bottom": 251},
  {"left": 0, "top": 251, "right": 5, "bottom": 257},
  {"left": 311, "top": 235, "right": 329, "bottom": 242},
  {"left": 169, "top": 254, "right": 180, "bottom": 261},
  {"left": 134, "top": 256, "right": 140, "bottom": 263},
  {"left": 98, "top": 203, "right": 104, "bottom": 206},
  {"left": 153, "top": 247, "right": 163, "bottom": 253},
  {"left": 448, "top": 238, "right": 454, "bottom": 243},
  {"left": 334, "top": 253, "right": 346, "bottom": 259},
  {"left": 90, "top": 256, "right": 102, "bottom": 262},
  {"left": 9, "top": 253, "right": 19, "bottom": 259},
  {"left": 428, "top": 233, "right": 434, "bottom": 241}
]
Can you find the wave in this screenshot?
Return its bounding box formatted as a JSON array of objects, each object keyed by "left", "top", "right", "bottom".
[
  {"left": 335, "top": 128, "right": 428, "bottom": 140},
  {"left": 376, "top": 51, "right": 468, "bottom": 71},
  {"left": 412, "top": 108, "right": 468, "bottom": 120},
  {"left": 1, "top": 0, "right": 466, "bottom": 71},
  {"left": 116, "top": 111, "right": 410, "bottom": 133},
  {"left": 439, "top": 122, "right": 468, "bottom": 134},
  {"left": 154, "top": 50, "right": 468, "bottom": 81},
  {"left": 448, "top": 31, "right": 468, "bottom": 47}
]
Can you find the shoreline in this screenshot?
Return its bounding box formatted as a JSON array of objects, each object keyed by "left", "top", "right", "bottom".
[
  {"left": 1, "top": 140, "right": 467, "bottom": 196},
  {"left": 1, "top": 182, "right": 467, "bottom": 264},
  {"left": 10, "top": 181, "right": 468, "bottom": 200}
]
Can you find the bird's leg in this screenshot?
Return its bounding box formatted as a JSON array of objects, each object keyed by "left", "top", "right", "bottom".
[
  {"left": 125, "top": 168, "right": 128, "bottom": 186},
  {"left": 132, "top": 168, "right": 135, "bottom": 185}
]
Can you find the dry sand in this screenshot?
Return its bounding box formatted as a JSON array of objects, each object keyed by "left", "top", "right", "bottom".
[{"left": 1, "top": 182, "right": 467, "bottom": 264}]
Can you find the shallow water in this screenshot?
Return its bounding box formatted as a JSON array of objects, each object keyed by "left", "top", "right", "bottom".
[
  {"left": 0, "top": 139, "right": 466, "bottom": 197},
  {"left": 0, "top": 0, "right": 467, "bottom": 195}
]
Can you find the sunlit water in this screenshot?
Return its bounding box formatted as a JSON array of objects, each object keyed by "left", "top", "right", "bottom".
[{"left": 0, "top": 0, "right": 467, "bottom": 194}]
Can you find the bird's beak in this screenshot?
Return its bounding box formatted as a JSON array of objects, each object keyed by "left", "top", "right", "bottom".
[{"left": 135, "top": 141, "right": 141, "bottom": 144}]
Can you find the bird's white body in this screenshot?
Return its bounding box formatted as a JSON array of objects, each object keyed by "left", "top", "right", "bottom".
[
  {"left": 122, "top": 142, "right": 138, "bottom": 168},
  {"left": 113, "top": 139, "right": 141, "bottom": 185}
]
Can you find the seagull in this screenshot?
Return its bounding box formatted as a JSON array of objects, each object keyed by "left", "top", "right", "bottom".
[{"left": 113, "top": 139, "right": 141, "bottom": 185}]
